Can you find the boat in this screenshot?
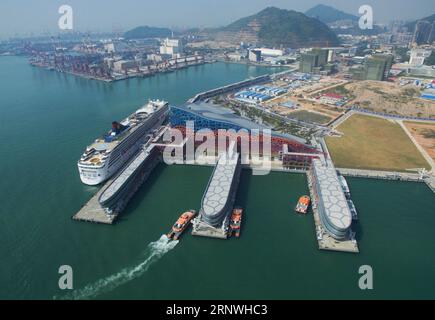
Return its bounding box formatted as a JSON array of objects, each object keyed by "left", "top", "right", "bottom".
[
  {"left": 347, "top": 200, "right": 358, "bottom": 221},
  {"left": 98, "top": 143, "right": 160, "bottom": 213},
  {"left": 167, "top": 210, "right": 197, "bottom": 240},
  {"left": 229, "top": 207, "right": 243, "bottom": 238},
  {"left": 77, "top": 99, "right": 169, "bottom": 185},
  {"left": 338, "top": 175, "right": 351, "bottom": 198},
  {"left": 295, "top": 195, "right": 310, "bottom": 214}
]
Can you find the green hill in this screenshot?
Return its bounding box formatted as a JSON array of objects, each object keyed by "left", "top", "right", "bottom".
[
  {"left": 221, "top": 7, "right": 339, "bottom": 47},
  {"left": 124, "top": 26, "right": 172, "bottom": 39},
  {"left": 305, "top": 4, "right": 358, "bottom": 24},
  {"left": 405, "top": 13, "right": 435, "bottom": 32}
]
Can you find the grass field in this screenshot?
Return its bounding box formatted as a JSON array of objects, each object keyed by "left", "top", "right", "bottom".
[
  {"left": 288, "top": 110, "right": 332, "bottom": 124},
  {"left": 326, "top": 114, "right": 431, "bottom": 171},
  {"left": 404, "top": 121, "right": 435, "bottom": 161}
]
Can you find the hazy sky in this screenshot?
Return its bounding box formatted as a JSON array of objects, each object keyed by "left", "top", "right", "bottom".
[{"left": 1, "top": 0, "right": 435, "bottom": 39}]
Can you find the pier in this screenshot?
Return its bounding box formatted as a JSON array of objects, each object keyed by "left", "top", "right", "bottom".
[
  {"left": 337, "top": 168, "right": 435, "bottom": 193},
  {"left": 188, "top": 75, "right": 271, "bottom": 103},
  {"left": 72, "top": 127, "right": 169, "bottom": 225},
  {"left": 307, "top": 170, "right": 359, "bottom": 253},
  {"left": 73, "top": 178, "right": 117, "bottom": 224},
  {"left": 305, "top": 138, "right": 359, "bottom": 253},
  {"left": 192, "top": 145, "right": 241, "bottom": 239}
]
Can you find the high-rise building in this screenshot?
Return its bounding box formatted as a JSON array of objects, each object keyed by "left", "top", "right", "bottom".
[
  {"left": 351, "top": 54, "right": 393, "bottom": 81},
  {"left": 412, "top": 21, "right": 433, "bottom": 45},
  {"left": 299, "top": 49, "right": 329, "bottom": 73},
  {"left": 299, "top": 53, "right": 318, "bottom": 73},
  {"left": 364, "top": 54, "right": 393, "bottom": 81},
  {"left": 311, "top": 48, "right": 329, "bottom": 66}
]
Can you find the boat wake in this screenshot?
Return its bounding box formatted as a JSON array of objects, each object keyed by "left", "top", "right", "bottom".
[{"left": 57, "top": 235, "right": 178, "bottom": 300}]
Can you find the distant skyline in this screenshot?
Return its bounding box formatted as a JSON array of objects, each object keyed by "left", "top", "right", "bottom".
[{"left": 1, "top": 0, "right": 435, "bottom": 39}]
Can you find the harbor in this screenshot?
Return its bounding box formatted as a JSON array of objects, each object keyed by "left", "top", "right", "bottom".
[{"left": 2, "top": 57, "right": 435, "bottom": 299}]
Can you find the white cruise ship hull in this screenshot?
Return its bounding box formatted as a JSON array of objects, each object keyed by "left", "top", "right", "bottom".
[{"left": 78, "top": 103, "right": 168, "bottom": 186}]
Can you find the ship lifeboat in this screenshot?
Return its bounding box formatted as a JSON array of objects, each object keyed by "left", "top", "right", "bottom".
[
  {"left": 167, "top": 210, "right": 197, "bottom": 240},
  {"left": 295, "top": 196, "right": 310, "bottom": 214},
  {"left": 229, "top": 207, "right": 243, "bottom": 238}
]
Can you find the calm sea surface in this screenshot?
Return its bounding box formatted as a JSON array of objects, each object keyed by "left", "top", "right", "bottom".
[{"left": 0, "top": 56, "right": 434, "bottom": 300}]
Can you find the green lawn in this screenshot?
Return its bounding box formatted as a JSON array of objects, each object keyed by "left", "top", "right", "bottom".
[
  {"left": 326, "top": 114, "right": 431, "bottom": 171},
  {"left": 288, "top": 110, "right": 332, "bottom": 124}
]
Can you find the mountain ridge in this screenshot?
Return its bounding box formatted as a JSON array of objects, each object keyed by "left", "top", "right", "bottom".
[
  {"left": 305, "top": 4, "right": 358, "bottom": 24},
  {"left": 216, "top": 7, "right": 339, "bottom": 48}
]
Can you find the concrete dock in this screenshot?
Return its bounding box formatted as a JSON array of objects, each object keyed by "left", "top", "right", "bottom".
[
  {"left": 307, "top": 172, "right": 359, "bottom": 253},
  {"left": 337, "top": 168, "right": 435, "bottom": 193},
  {"left": 72, "top": 178, "right": 117, "bottom": 224}
]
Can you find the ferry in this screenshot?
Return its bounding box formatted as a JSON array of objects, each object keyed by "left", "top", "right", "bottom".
[
  {"left": 338, "top": 175, "right": 351, "bottom": 198},
  {"left": 77, "top": 99, "right": 169, "bottom": 185},
  {"left": 347, "top": 200, "right": 358, "bottom": 221},
  {"left": 295, "top": 196, "right": 310, "bottom": 214},
  {"left": 167, "top": 210, "right": 197, "bottom": 240},
  {"left": 229, "top": 207, "right": 243, "bottom": 238}
]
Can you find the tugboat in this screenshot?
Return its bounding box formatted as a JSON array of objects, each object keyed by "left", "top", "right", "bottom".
[
  {"left": 229, "top": 207, "right": 243, "bottom": 238},
  {"left": 295, "top": 196, "right": 310, "bottom": 214},
  {"left": 167, "top": 210, "right": 197, "bottom": 240}
]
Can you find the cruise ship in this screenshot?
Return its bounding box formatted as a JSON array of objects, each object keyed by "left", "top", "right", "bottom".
[{"left": 78, "top": 100, "right": 169, "bottom": 185}]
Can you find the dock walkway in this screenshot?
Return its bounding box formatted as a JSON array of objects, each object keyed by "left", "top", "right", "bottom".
[
  {"left": 306, "top": 171, "right": 359, "bottom": 253},
  {"left": 72, "top": 178, "right": 117, "bottom": 225},
  {"left": 337, "top": 168, "right": 435, "bottom": 193}
]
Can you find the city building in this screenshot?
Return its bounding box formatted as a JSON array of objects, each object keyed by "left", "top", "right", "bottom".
[
  {"left": 412, "top": 20, "right": 434, "bottom": 45},
  {"left": 300, "top": 53, "right": 318, "bottom": 73},
  {"left": 311, "top": 48, "right": 329, "bottom": 66},
  {"left": 351, "top": 54, "right": 393, "bottom": 81},
  {"left": 299, "top": 49, "right": 329, "bottom": 73}
]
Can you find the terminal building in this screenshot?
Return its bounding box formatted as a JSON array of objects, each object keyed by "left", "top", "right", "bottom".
[
  {"left": 310, "top": 158, "right": 353, "bottom": 240},
  {"left": 192, "top": 149, "right": 241, "bottom": 239},
  {"left": 169, "top": 102, "right": 319, "bottom": 160}
]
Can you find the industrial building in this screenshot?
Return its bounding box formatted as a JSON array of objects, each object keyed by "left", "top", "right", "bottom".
[
  {"left": 113, "top": 60, "right": 137, "bottom": 72},
  {"left": 235, "top": 91, "right": 271, "bottom": 103},
  {"left": 160, "top": 38, "right": 183, "bottom": 57},
  {"left": 248, "top": 49, "right": 262, "bottom": 62},
  {"left": 255, "top": 48, "right": 284, "bottom": 57}
]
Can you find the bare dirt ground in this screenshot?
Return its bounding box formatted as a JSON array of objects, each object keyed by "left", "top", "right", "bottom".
[
  {"left": 266, "top": 95, "right": 342, "bottom": 119},
  {"left": 404, "top": 121, "right": 435, "bottom": 161},
  {"left": 342, "top": 81, "right": 435, "bottom": 118}
]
